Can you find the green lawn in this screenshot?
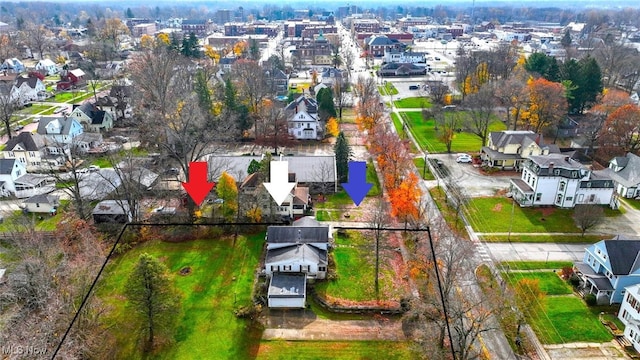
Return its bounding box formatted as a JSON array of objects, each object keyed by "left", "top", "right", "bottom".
[
  {"left": 17, "top": 104, "right": 55, "bottom": 115},
  {"left": 378, "top": 82, "right": 399, "bottom": 96},
  {"left": 413, "top": 157, "right": 435, "bottom": 180},
  {"left": 466, "top": 197, "right": 582, "bottom": 233},
  {"left": 97, "top": 233, "right": 264, "bottom": 359},
  {"left": 503, "top": 271, "right": 572, "bottom": 295},
  {"left": 481, "top": 234, "right": 607, "bottom": 243},
  {"left": 315, "top": 192, "right": 354, "bottom": 209},
  {"left": 390, "top": 113, "right": 403, "bottom": 135},
  {"left": 499, "top": 261, "right": 574, "bottom": 270},
  {"left": 0, "top": 209, "right": 67, "bottom": 232},
  {"left": 402, "top": 111, "right": 506, "bottom": 153},
  {"left": 621, "top": 198, "right": 640, "bottom": 211},
  {"left": 316, "top": 210, "right": 341, "bottom": 221},
  {"left": 393, "top": 97, "right": 431, "bottom": 109},
  {"left": 366, "top": 160, "right": 381, "bottom": 197},
  {"left": 315, "top": 231, "right": 406, "bottom": 301},
  {"left": 529, "top": 296, "right": 612, "bottom": 344},
  {"left": 50, "top": 91, "right": 94, "bottom": 103},
  {"left": 256, "top": 341, "right": 417, "bottom": 359},
  {"left": 339, "top": 107, "right": 356, "bottom": 124}
]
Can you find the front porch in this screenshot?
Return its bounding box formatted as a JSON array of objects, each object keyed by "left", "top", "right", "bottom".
[
  {"left": 481, "top": 147, "right": 523, "bottom": 170},
  {"left": 574, "top": 261, "right": 614, "bottom": 305},
  {"left": 509, "top": 178, "right": 535, "bottom": 207}
]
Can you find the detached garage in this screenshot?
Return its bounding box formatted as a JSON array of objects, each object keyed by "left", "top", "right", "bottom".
[{"left": 268, "top": 273, "right": 306, "bottom": 308}]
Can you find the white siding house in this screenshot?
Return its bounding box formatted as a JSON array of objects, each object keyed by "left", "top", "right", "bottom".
[
  {"left": 268, "top": 273, "right": 306, "bottom": 308},
  {"left": 510, "top": 153, "right": 616, "bottom": 208},
  {"left": 619, "top": 284, "right": 640, "bottom": 351},
  {"left": 35, "top": 59, "right": 58, "bottom": 76},
  {"left": 288, "top": 110, "right": 321, "bottom": 140},
  {"left": 0, "top": 159, "right": 26, "bottom": 196}
]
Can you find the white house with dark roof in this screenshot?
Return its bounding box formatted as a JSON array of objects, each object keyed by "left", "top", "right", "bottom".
[
  {"left": 265, "top": 221, "right": 330, "bottom": 308},
  {"left": 22, "top": 194, "right": 60, "bottom": 214},
  {"left": 0, "top": 58, "right": 25, "bottom": 73},
  {"left": 12, "top": 77, "right": 46, "bottom": 105},
  {"left": 510, "top": 153, "right": 616, "bottom": 208},
  {"left": 239, "top": 172, "right": 311, "bottom": 221},
  {"left": 575, "top": 236, "right": 640, "bottom": 305},
  {"left": 35, "top": 59, "right": 58, "bottom": 76},
  {"left": 285, "top": 94, "right": 322, "bottom": 140},
  {"left": 606, "top": 153, "right": 640, "bottom": 199},
  {"left": 481, "top": 130, "right": 559, "bottom": 170},
  {"left": 13, "top": 174, "right": 55, "bottom": 199}
]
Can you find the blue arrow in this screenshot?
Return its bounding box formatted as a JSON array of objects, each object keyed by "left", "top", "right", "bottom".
[{"left": 342, "top": 161, "right": 373, "bottom": 206}]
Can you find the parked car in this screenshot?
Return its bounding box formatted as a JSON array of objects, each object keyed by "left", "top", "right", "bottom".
[
  {"left": 88, "top": 165, "right": 100, "bottom": 172},
  {"left": 456, "top": 154, "right": 473, "bottom": 163},
  {"left": 409, "top": 85, "right": 420, "bottom": 90}
]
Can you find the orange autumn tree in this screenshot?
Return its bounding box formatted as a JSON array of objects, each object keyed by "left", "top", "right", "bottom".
[
  {"left": 598, "top": 103, "right": 640, "bottom": 158},
  {"left": 370, "top": 124, "right": 412, "bottom": 189},
  {"left": 521, "top": 77, "right": 567, "bottom": 134},
  {"left": 389, "top": 173, "right": 422, "bottom": 227}
]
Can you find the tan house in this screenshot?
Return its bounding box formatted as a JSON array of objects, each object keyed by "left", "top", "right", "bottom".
[
  {"left": 69, "top": 103, "right": 114, "bottom": 132},
  {"left": 481, "top": 130, "right": 559, "bottom": 170},
  {"left": 21, "top": 194, "right": 60, "bottom": 214},
  {"left": 1, "top": 132, "right": 46, "bottom": 171},
  {"left": 239, "top": 172, "right": 311, "bottom": 222}
]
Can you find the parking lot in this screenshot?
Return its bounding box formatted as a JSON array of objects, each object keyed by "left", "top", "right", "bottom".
[{"left": 428, "top": 153, "right": 515, "bottom": 197}]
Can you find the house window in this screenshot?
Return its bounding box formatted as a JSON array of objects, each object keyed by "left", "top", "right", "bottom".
[
  {"left": 566, "top": 197, "right": 573, "bottom": 201},
  {"left": 36, "top": 203, "right": 40, "bottom": 208},
  {"left": 589, "top": 194, "right": 596, "bottom": 203},
  {"left": 556, "top": 194, "right": 562, "bottom": 204},
  {"left": 283, "top": 265, "right": 292, "bottom": 271},
  {"left": 605, "top": 271, "right": 612, "bottom": 279},
  {"left": 554, "top": 169, "right": 560, "bottom": 176},
  {"left": 535, "top": 193, "right": 542, "bottom": 201},
  {"left": 318, "top": 266, "right": 326, "bottom": 272},
  {"left": 559, "top": 182, "right": 566, "bottom": 192},
  {"left": 270, "top": 265, "right": 279, "bottom": 272}
]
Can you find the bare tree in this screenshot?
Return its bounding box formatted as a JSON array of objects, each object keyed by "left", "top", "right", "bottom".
[
  {"left": 573, "top": 204, "right": 605, "bottom": 236},
  {"left": 341, "top": 46, "right": 355, "bottom": 85},
  {"left": 435, "top": 107, "right": 462, "bottom": 153},
  {"left": 255, "top": 100, "right": 296, "bottom": 154},
  {"left": 22, "top": 22, "right": 53, "bottom": 60},
  {"left": 366, "top": 199, "right": 390, "bottom": 297},
  {"left": 232, "top": 59, "right": 269, "bottom": 138},
  {"left": 333, "top": 80, "right": 349, "bottom": 120},
  {"left": 0, "top": 83, "right": 19, "bottom": 139},
  {"left": 353, "top": 75, "right": 379, "bottom": 110},
  {"left": 463, "top": 83, "right": 496, "bottom": 146},
  {"left": 313, "top": 160, "right": 336, "bottom": 199},
  {"left": 429, "top": 82, "right": 450, "bottom": 106}
]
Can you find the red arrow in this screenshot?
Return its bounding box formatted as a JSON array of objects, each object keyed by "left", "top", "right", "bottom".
[{"left": 181, "top": 162, "right": 215, "bottom": 206}]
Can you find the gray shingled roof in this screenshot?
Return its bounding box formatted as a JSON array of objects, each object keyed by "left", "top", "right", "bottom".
[
  {"left": 285, "top": 94, "right": 318, "bottom": 114},
  {"left": 207, "top": 155, "right": 336, "bottom": 184},
  {"left": 0, "top": 159, "right": 17, "bottom": 174},
  {"left": 15, "top": 77, "right": 40, "bottom": 89},
  {"left": 268, "top": 273, "right": 306, "bottom": 298},
  {"left": 528, "top": 153, "right": 587, "bottom": 170},
  {"left": 265, "top": 244, "right": 327, "bottom": 264},
  {"left": 607, "top": 153, "right": 640, "bottom": 188},
  {"left": 23, "top": 194, "right": 59, "bottom": 205},
  {"left": 37, "top": 116, "right": 76, "bottom": 135},
  {"left": 4, "top": 132, "right": 45, "bottom": 152},
  {"left": 603, "top": 239, "right": 640, "bottom": 275},
  {"left": 267, "top": 226, "right": 329, "bottom": 244},
  {"left": 488, "top": 130, "right": 542, "bottom": 149}
]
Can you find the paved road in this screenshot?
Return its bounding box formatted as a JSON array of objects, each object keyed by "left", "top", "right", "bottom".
[{"left": 483, "top": 242, "right": 588, "bottom": 263}]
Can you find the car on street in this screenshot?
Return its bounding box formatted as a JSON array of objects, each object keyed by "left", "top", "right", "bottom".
[
  {"left": 409, "top": 85, "right": 420, "bottom": 90},
  {"left": 456, "top": 154, "right": 473, "bottom": 163}
]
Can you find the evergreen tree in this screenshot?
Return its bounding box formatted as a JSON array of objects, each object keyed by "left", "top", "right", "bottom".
[
  {"left": 249, "top": 38, "right": 260, "bottom": 60},
  {"left": 334, "top": 131, "right": 352, "bottom": 184},
  {"left": 169, "top": 32, "right": 181, "bottom": 53},
  {"left": 524, "top": 52, "right": 559, "bottom": 82},
  {"left": 125, "top": 7, "right": 135, "bottom": 18},
  {"left": 316, "top": 87, "right": 337, "bottom": 121},
  {"left": 194, "top": 70, "right": 212, "bottom": 114},
  {"left": 576, "top": 56, "right": 603, "bottom": 113},
  {"left": 561, "top": 29, "right": 572, "bottom": 48},
  {"left": 125, "top": 253, "right": 180, "bottom": 352}
]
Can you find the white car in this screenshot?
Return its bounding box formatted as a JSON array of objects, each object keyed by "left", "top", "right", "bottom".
[{"left": 456, "top": 154, "right": 473, "bottom": 163}]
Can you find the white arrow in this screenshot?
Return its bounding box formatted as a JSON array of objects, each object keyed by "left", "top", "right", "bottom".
[{"left": 263, "top": 161, "right": 296, "bottom": 206}]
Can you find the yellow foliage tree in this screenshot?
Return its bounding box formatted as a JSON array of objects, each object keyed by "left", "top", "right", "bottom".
[
  {"left": 55, "top": 55, "right": 66, "bottom": 65},
  {"left": 233, "top": 41, "right": 247, "bottom": 57},
  {"left": 156, "top": 33, "right": 170, "bottom": 45},
  {"left": 140, "top": 34, "right": 155, "bottom": 49},
  {"left": 326, "top": 117, "right": 339, "bottom": 137},
  {"left": 246, "top": 206, "right": 262, "bottom": 223},
  {"left": 444, "top": 94, "right": 453, "bottom": 105},
  {"left": 204, "top": 45, "right": 220, "bottom": 62}
]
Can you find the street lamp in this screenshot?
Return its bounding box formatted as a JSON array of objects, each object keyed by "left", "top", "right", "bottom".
[{"left": 423, "top": 152, "right": 428, "bottom": 179}]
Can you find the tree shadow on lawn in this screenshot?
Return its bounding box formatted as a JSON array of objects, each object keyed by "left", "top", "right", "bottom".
[{"left": 519, "top": 207, "right": 581, "bottom": 233}]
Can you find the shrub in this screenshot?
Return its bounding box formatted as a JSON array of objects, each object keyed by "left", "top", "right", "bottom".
[
  {"left": 560, "top": 266, "right": 574, "bottom": 280},
  {"left": 569, "top": 274, "right": 581, "bottom": 287},
  {"left": 585, "top": 293, "right": 597, "bottom": 306}
]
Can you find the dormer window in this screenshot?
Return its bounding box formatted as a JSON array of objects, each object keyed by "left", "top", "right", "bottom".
[
  {"left": 559, "top": 182, "right": 566, "bottom": 192},
  {"left": 554, "top": 169, "right": 560, "bottom": 176}
]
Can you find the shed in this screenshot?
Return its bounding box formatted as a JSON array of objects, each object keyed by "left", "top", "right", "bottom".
[
  {"left": 22, "top": 194, "right": 60, "bottom": 214},
  {"left": 92, "top": 200, "right": 132, "bottom": 223}
]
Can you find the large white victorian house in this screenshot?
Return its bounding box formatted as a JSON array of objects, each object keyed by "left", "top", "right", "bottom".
[
  {"left": 510, "top": 153, "right": 616, "bottom": 208},
  {"left": 285, "top": 95, "right": 323, "bottom": 140}
]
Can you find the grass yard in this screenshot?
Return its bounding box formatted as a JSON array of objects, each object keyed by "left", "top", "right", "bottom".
[
  {"left": 466, "top": 197, "right": 582, "bottom": 233},
  {"left": 502, "top": 271, "right": 572, "bottom": 295},
  {"left": 96, "top": 233, "right": 264, "bottom": 359},
  {"left": 17, "top": 104, "right": 55, "bottom": 115},
  {"left": 393, "top": 97, "right": 432, "bottom": 109},
  {"left": 402, "top": 111, "right": 506, "bottom": 154},
  {"left": 315, "top": 230, "right": 407, "bottom": 301},
  {"left": 390, "top": 113, "right": 403, "bottom": 134},
  {"left": 529, "top": 296, "right": 612, "bottom": 344},
  {"left": 0, "top": 209, "right": 67, "bottom": 232},
  {"left": 316, "top": 210, "right": 341, "bottom": 221},
  {"left": 339, "top": 107, "right": 356, "bottom": 124},
  {"left": 499, "top": 261, "right": 574, "bottom": 270},
  {"left": 413, "top": 157, "right": 436, "bottom": 180},
  {"left": 429, "top": 186, "right": 467, "bottom": 234},
  {"left": 378, "top": 82, "right": 399, "bottom": 96},
  {"left": 366, "top": 160, "right": 381, "bottom": 197},
  {"left": 621, "top": 198, "right": 640, "bottom": 211},
  {"left": 315, "top": 192, "right": 354, "bottom": 209},
  {"left": 481, "top": 234, "right": 607, "bottom": 243},
  {"left": 50, "top": 91, "right": 94, "bottom": 103},
  {"left": 256, "top": 340, "right": 417, "bottom": 359}
]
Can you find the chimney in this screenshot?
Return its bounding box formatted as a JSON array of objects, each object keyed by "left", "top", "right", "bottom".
[
  {"left": 564, "top": 156, "right": 570, "bottom": 162},
  {"left": 549, "top": 162, "right": 554, "bottom": 172},
  {"left": 534, "top": 133, "right": 541, "bottom": 145}
]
